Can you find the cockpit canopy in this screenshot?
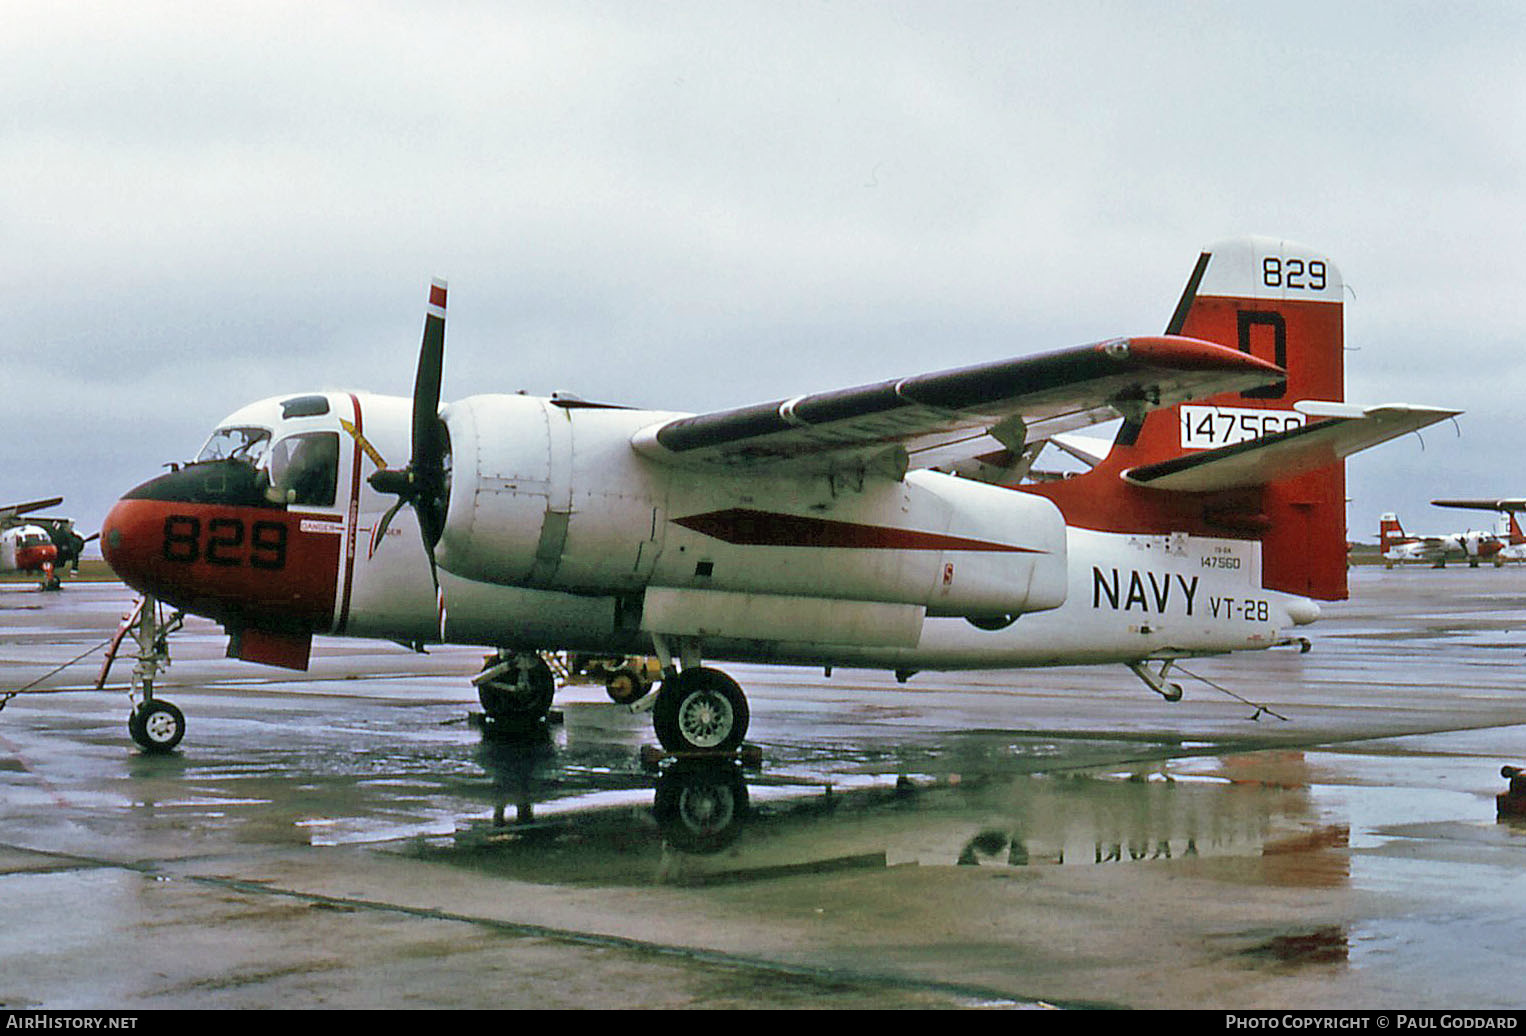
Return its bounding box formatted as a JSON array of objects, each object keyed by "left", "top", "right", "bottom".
[
  {"left": 196, "top": 426, "right": 271, "bottom": 466},
  {"left": 11, "top": 525, "right": 51, "bottom": 549},
  {"left": 193, "top": 421, "right": 339, "bottom": 510}
]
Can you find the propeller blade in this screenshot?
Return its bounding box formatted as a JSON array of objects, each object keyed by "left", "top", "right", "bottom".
[
  {"left": 412, "top": 279, "right": 449, "bottom": 553},
  {"left": 365, "top": 278, "right": 453, "bottom": 601},
  {"left": 369, "top": 497, "right": 407, "bottom": 559},
  {"left": 413, "top": 280, "right": 447, "bottom": 476}
]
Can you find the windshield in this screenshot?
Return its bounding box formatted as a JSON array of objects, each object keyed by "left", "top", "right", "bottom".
[{"left": 196, "top": 426, "right": 271, "bottom": 465}]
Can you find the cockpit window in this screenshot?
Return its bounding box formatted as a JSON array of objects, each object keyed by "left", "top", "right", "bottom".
[
  {"left": 197, "top": 427, "right": 272, "bottom": 465},
  {"left": 267, "top": 432, "right": 339, "bottom": 508}
]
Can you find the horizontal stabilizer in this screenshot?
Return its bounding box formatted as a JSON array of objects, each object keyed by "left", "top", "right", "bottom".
[
  {"left": 1432, "top": 497, "right": 1526, "bottom": 513},
  {"left": 1124, "top": 403, "right": 1460, "bottom": 492}
]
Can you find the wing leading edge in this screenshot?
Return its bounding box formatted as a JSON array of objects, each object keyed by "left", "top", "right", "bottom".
[
  {"left": 632, "top": 335, "right": 1283, "bottom": 476},
  {"left": 1, "top": 497, "right": 65, "bottom": 523},
  {"left": 1432, "top": 498, "right": 1526, "bottom": 513}
]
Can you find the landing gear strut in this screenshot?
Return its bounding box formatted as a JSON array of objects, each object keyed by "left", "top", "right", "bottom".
[{"left": 107, "top": 596, "right": 187, "bottom": 753}]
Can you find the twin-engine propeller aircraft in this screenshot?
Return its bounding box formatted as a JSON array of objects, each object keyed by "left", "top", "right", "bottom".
[
  {"left": 2, "top": 497, "right": 94, "bottom": 590},
  {"left": 99, "top": 237, "right": 1455, "bottom": 754},
  {"left": 1431, "top": 499, "right": 1526, "bottom": 564},
  {"left": 1379, "top": 512, "right": 1504, "bottom": 568}
]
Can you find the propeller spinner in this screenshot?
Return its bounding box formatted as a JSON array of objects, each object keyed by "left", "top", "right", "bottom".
[{"left": 369, "top": 279, "right": 452, "bottom": 586}]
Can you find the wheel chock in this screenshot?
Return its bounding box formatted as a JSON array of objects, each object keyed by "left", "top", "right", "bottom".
[
  {"left": 639, "top": 742, "right": 763, "bottom": 771},
  {"left": 1498, "top": 766, "right": 1526, "bottom": 820}
]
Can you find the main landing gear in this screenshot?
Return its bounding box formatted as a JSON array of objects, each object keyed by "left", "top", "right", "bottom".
[
  {"left": 473, "top": 650, "right": 557, "bottom": 733},
  {"left": 643, "top": 637, "right": 753, "bottom": 756},
  {"left": 653, "top": 666, "right": 750, "bottom": 754}
]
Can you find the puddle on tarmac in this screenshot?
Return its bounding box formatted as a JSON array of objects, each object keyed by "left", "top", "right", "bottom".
[{"left": 399, "top": 743, "right": 1366, "bottom": 892}]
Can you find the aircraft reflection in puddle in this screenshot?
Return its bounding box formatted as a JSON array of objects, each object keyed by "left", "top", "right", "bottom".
[
  {"left": 468, "top": 722, "right": 752, "bottom": 855},
  {"left": 448, "top": 729, "right": 1351, "bottom": 900}
]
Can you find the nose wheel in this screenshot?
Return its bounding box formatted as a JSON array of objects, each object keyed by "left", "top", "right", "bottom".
[{"left": 128, "top": 699, "right": 186, "bottom": 753}]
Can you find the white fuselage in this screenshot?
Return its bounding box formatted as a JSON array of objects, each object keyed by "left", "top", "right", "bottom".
[{"left": 196, "top": 390, "right": 1313, "bottom": 672}]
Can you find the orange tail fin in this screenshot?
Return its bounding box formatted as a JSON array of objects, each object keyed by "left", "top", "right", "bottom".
[{"left": 1024, "top": 237, "right": 1351, "bottom": 599}]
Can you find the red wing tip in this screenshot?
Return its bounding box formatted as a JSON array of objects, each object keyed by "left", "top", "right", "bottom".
[
  {"left": 428, "top": 280, "right": 448, "bottom": 312},
  {"left": 1119, "top": 334, "right": 1285, "bottom": 376}
]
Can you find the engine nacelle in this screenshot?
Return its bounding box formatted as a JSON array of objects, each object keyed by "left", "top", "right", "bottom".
[
  {"left": 435, "top": 394, "right": 1069, "bottom": 624},
  {"left": 436, "top": 394, "right": 674, "bottom": 592}
]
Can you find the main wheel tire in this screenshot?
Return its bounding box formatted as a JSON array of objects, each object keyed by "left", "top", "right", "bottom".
[
  {"left": 477, "top": 655, "right": 555, "bottom": 730},
  {"left": 653, "top": 667, "right": 749, "bottom": 754},
  {"left": 128, "top": 700, "right": 186, "bottom": 753},
  {"left": 604, "top": 665, "right": 644, "bottom": 705}
]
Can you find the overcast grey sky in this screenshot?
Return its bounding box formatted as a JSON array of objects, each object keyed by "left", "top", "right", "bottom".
[{"left": 4, "top": 1, "right": 1523, "bottom": 544}]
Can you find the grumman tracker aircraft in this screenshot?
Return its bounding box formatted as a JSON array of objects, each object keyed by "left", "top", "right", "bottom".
[
  {"left": 1378, "top": 513, "right": 1504, "bottom": 568},
  {"left": 1431, "top": 499, "right": 1526, "bottom": 564},
  {"left": 99, "top": 237, "right": 1455, "bottom": 754},
  {"left": 2, "top": 497, "right": 93, "bottom": 590}
]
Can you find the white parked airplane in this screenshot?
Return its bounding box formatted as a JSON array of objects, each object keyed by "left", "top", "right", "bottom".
[
  {"left": 99, "top": 237, "right": 1455, "bottom": 753},
  {"left": 1379, "top": 513, "right": 1504, "bottom": 568},
  {"left": 1, "top": 497, "right": 92, "bottom": 590},
  {"left": 1431, "top": 499, "right": 1526, "bottom": 563}
]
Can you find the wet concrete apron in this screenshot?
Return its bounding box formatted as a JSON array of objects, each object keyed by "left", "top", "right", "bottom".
[{"left": 2, "top": 570, "right": 1525, "bottom": 1009}]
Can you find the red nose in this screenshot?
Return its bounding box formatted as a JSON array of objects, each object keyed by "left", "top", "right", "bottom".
[
  {"left": 16, "top": 544, "right": 57, "bottom": 570},
  {"left": 102, "top": 490, "right": 340, "bottom": 632}
]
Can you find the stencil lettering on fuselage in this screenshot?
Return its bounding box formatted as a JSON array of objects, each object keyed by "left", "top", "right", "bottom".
[{"left": 1091, "top": 567, "right": 1200, "bottom": 615}]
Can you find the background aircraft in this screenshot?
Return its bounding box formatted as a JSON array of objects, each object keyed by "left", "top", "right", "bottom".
[
  {"left": 1379, "top": 512, "right": 1505, "bottom": 568},
  {"left": 99, "top": 237, "right": 1454, "bottom": 754},
  {"left": 1431, "top": 499, "right": 1526, "bottom": 564},
  {"left": 0, "top": 497, "right": 93, "bottom": 590}
]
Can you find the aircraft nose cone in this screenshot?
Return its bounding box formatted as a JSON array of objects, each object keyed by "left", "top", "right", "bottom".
[
  {"left": 101, "top": 497, "right": 160, "bottom": 596},
  {"left": 17, "top": 543, "right": 58, "bottom": 569}
]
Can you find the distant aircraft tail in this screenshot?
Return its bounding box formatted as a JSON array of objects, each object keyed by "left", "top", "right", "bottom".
[
  {"left": 1022, "top": 237, "right": 1454, "bottom": 602},
  {"left": 1511, "top": 514, "right": 1525, "bottom": 547},
  {"left": 1379, "top": 513, "right": 1408, "bottom": 554}
]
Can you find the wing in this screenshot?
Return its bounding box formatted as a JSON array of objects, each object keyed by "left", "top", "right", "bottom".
[
  {"left": 0, "top": 497, "right": 65, "bottom": 524},
  {"left": 1432, "top": 497, "right": 1526, "bottom": 513},
  {"left": 1123, "top": 402, "right": 1460, "bottom": 492},
  {"left": 632, "top": 335, "right": 1283, "bottom": 476}
]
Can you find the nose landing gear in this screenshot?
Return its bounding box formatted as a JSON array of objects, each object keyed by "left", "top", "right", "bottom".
[{"left": 100, "top": 596, "right": 188, "bottom": 753}]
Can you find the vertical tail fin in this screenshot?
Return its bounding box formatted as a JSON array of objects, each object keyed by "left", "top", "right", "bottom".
[
  {"left": 1380, "top": 513, "right": 1407, "bottom": 554},
  {"left": 1024, "top": 237, "right": 1352, "bottom": 599}
]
